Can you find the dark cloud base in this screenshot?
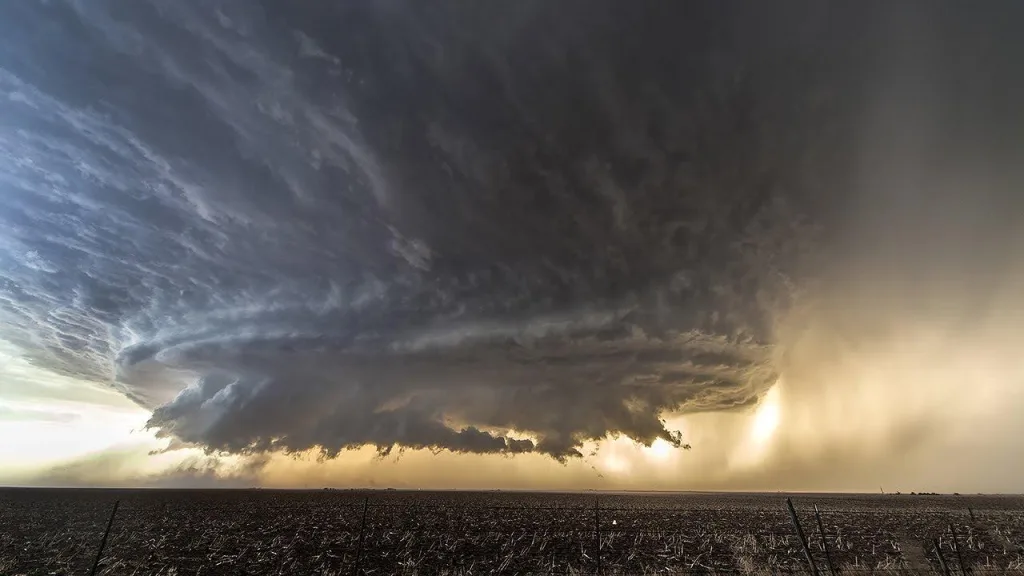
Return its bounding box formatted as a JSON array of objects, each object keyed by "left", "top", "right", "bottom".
[{"left": 2, "top": 1, "right": 1019, "bottom": 460}]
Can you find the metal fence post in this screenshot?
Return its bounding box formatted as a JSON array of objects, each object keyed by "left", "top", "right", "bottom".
[
  {"left": 352, "top": 497, "right": 369, "bottom": 576},
  {"left": 786, "top": 498, "right": 819, "bottom": 576},
  {"left": 89, "top": 500, "right": 119, "bottom": 576},
  {"left": 813, "top": 504, "right": 836, "bottom": 576},
  {"left": 595, "top": 498, "right": 602, "bottom": 576}
]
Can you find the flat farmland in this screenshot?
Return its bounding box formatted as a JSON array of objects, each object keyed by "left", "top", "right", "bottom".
[{"left": 2, "top": 489, "right": 1023, "bottom": 575}]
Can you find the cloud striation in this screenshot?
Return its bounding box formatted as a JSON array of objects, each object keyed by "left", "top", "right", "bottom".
[{"left": 0, "top": 1, "right": 958, "bottom": 461}]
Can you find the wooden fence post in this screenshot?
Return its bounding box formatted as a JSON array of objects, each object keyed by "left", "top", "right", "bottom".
[
  {"left": 786, "top": 498, "right": 819, "bottom": 576},
  {"left": 89, "top": 500, "right": 119, "bottom": 576}
]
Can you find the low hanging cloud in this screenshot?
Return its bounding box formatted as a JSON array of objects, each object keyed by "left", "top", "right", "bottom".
[
  {"left": 142, "top": 322, "right": 777, "bottom": 459},
  {"left": 2, "top": 0, "right": 1023, "bottom": 472}
]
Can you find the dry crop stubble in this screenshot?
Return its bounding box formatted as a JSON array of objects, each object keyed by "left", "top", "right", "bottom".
[{"left": 2, "top": 490, "right": 1024, "bottom": 575}]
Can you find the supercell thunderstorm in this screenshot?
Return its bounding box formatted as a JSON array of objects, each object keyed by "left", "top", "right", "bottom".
[{"left": 4, "top": 1, "right": 1020, "bottom": 464}]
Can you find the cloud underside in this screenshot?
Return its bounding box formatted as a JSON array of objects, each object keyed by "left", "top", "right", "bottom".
[{"left": 142, "top": 326, "right": 775, "bottom": 460}]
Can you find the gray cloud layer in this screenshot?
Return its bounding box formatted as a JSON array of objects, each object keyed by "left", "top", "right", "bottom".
[{"left": 1, "top": 1, "right": 1021, "bottom": 462}]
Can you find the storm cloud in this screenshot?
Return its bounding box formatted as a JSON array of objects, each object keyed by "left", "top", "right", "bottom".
[{"left": 2, "top": 1, "right": 1021, "bottom": 465}]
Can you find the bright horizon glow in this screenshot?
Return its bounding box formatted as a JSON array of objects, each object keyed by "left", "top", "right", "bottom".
[{"left": 0, "top": 401, "right": 149, "bottom": 472}]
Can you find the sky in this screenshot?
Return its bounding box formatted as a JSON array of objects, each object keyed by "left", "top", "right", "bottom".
[{"left": 2, "top": 1, "right": 1024, "bottom": 492}]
